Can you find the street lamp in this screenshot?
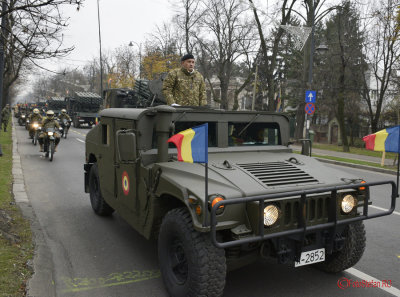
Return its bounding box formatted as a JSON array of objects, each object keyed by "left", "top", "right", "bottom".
[{"left": 129, "top": 41, "right": 142, "bottom": 80}]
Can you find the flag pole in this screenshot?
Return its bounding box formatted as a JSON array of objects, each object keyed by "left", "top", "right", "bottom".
[
  {"left": 203, "top": 163, "right": 209, "bottom": 227},
  {"left": 397, "top": 125, "right": 400, "bottom": 197}
]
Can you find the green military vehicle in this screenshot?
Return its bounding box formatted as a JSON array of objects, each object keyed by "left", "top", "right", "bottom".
[
  {"left": 84, "top": 106, "right": 397, "bottom": 297},
  {"left": 102, "top": 79, "right": 166, "bottom": 110},
  {"left": 46, "top": 97, "right": 67, "bottom": 116},
  {"left": 67, "top": 92, "right": 102, "bottom": 128}
]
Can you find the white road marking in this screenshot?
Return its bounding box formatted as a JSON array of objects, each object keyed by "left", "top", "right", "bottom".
[
  {"left": 76, "top": 138, "right": 85, "bottom": 143},
  {"left": 346, "top": 267, "right": 400, "bottom": 296},
  {"left": 370, "top": 205, "right": 400, "bottom": 216}
]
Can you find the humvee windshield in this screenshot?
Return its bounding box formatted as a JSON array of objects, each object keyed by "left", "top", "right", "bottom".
[
  {"left": 228, "top": 122, "right": 281, "bottom": 146},
  {"left": 170, "top": 122, "right": 217, "bottom": 147}
]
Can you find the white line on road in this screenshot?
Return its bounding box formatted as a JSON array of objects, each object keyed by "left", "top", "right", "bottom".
[
  {"left": 346, "top": 267, "right": 400, "bottom": 296},
  {"left": 76, "top": 138, "right": 85, "bottom": 143},
  {"left": 370, "top": 205, "right": 400, "bottom": 216}
]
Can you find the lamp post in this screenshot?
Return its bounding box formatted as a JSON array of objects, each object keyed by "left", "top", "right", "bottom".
[
  {"left": 96, "top": 0, "right": 104, "bottom": 96},
  {"left": 129, "top": 41, "right": 142, "bottom": 80}
]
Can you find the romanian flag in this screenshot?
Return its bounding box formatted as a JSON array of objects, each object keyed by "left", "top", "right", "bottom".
[
  {"left": 363, "top": 126, "right": 400, "bottom": 153},
  {"left": 167, "top": 123, "right": 208, "bottom": 163}
]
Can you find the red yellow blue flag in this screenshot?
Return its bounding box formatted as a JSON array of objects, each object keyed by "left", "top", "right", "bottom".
[
  {"left": 363, "top": 126, "right": 400, "bottom": 153},
  {"left": 167, "top": 123, "right": 208, "bottom": 163}
]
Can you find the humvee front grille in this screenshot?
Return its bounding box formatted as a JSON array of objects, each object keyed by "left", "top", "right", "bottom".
[{"left": 237, "top": 162, "right": 319, "bottom": 187}]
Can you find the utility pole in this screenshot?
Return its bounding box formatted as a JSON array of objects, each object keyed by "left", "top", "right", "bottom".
[
  {"left": 97, "top": 0, "right": 103, "bottom": 97},
  {"left": 306, "top": 0, "right": 315, "bottom": 140},
  {"left": 0, "top": 0, "right": 8, "bottom": 157}
]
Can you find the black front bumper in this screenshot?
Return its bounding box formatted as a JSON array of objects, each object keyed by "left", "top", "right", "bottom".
[{"left": 210, "top": 181, "right": 397, "bottom": 249}]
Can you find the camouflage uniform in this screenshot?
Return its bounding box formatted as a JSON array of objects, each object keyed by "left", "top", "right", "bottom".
[
  {"left": 58, "top": 113, "right": 71, "bottom": 122},
  {"left": 162, "top": 67, "right": 207, "bottom": 106},
  {"left": 39, "top": 118, "right": 61, "bottom": 148},
  {"left": 1, "top": 105, "right": 10, "bottom": 132}
]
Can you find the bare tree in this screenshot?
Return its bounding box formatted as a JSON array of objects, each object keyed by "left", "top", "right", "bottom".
[
  {"left": 361, "top": 0, "right": 400, "bottom": 132},
  {"left": 195, "top": 0, "right": 257, "bottom": 109},
  {"left": 1, "top": 0, "right": 83, "bottom": 107}
]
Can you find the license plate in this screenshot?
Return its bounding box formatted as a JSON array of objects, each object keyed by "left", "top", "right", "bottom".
[{"left": 294, "top": 248, "right": 325, "bottom": 267}]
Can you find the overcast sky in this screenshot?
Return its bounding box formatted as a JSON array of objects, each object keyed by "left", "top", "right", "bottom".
[{"left": 41, "top": 0, "right": 175, "bottom": 72}]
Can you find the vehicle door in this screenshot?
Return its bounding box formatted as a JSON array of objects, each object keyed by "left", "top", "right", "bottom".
[
  {"left": 114, "top": 119, "right": 138, "bottom": 213},
  {"left": 97, "top": 117, "right": 116, "bottom": 199}
]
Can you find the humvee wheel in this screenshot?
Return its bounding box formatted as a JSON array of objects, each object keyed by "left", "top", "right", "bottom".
[
  {"left": 317, "top": 221, "right": 366, "bottom": 273},
  {"left": 158, "top": 208, "right": 226, "bottom": 297},
  {"left": 89, "top": 163, "right": 114, "bottom": 216}
]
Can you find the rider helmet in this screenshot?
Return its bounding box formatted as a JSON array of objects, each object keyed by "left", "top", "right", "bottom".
[
  {"left": 33, "top": 108, "right": 39, "bottom": 114},
  {"left": 46, "top": 110, "right": 55, "bottom": 119},
  {"left": 61, "top": 109, "right": 67, "bottom": 114}
]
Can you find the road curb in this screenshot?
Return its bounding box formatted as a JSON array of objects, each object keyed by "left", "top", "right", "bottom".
[
  {"left": 11, "top": 117, "right": 56, "bottom": 297},
  {"left": 315, "top": 157, "right": 397, "bottom": 176}
]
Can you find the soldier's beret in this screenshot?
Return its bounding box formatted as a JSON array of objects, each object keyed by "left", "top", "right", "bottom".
[{"left": 181, "top": 54, "right": 195, "bottom": 61}]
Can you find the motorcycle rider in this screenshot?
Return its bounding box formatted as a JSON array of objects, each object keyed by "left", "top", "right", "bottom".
[
  {"left": 58, "top": 109, "right": 71, "bottom": 137},
  {"left": 28, "top": 108, "right": 43, "bottom": 138},
  {"left": 38, "top": 110, "right": 61, "bottom": 152}
]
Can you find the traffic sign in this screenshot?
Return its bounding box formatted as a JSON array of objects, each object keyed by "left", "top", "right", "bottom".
[
  {"left": 305, "top": 102, "right": 315, "bottom": 115},
  {"left": 305, "top": 90, "right": 316, "bottom": 103}
]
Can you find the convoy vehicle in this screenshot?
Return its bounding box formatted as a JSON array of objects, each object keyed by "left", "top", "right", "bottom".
[
  {"left": 66, "top": 92, "right": 102, "bottom": 128},
  {"left": 84, "top": 106, "right": 397, "bottom": 297},
  {"left": 46, "top": 97, "right": 67, "bottom": 116}
]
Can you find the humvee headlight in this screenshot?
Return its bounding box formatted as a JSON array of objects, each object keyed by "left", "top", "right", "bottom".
[
  {"left": 341, "top": 195, "right": 356, "bottom": 214},
  {"left": 264, "top": 205, "right": 279, "bottom": 226}
]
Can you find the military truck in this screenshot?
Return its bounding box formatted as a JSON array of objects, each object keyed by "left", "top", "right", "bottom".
[
  {"left": 84, "top": 106, "right": 397, "bottom": 297},
  {"left": 102, "top": 79, "right": 166, "bottom": 110},
  {"left": 67, "top": 92, "right": 102, "bottom": 128},
  {"left": 46, "top": 97, "right": 67, "bottom": 116}
]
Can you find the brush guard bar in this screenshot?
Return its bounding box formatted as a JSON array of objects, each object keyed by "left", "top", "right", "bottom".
[{"left": 210, "top": 181, "right": 397, "bottom": 249}]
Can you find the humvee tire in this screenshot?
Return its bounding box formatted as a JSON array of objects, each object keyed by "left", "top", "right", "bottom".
[
  {"left": 89, "top": 163, "right": 114, "bottom": 216},
  {"left": 317, "top": 221, "right": 366, "bottom": 273},
  {"left": 158, "top": 208, "right": 226, "bottom": 297}
]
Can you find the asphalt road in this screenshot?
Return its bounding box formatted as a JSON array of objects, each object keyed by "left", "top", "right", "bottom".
[{"left": 14, "top": 124, "right": 400, "bottom": 297}]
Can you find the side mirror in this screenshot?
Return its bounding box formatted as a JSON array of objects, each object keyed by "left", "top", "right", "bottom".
[{"left": 116, "top": 130, "right": 137, "bottom": 162}]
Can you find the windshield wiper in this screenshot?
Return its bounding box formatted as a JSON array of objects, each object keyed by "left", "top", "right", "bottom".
[{"left": 238, "top": 114, "right": 260, "bottom": 136}]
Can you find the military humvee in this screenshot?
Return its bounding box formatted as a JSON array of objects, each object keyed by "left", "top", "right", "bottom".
[{"left": 84, "top": 106, "right": 397, "bottom": 297}]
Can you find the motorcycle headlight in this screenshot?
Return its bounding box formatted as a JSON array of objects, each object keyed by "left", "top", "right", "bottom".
[
  {"left": 47, "top": 132, "right": 54, "bottom": 136},
  {"left": 264, "top": 204, "right": 280, "bottom": 226},
  {"left": 341, "top": 194, "right": 356, "bottom": 214},
  {"left": 21, "top": 115, "right": 25, "bottom": 118},
  {"left": 33, "top": 123, "right": 39, "bottom": 128}
]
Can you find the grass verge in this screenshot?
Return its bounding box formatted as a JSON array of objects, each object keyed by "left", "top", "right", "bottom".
[
  {"left": 312, "top": 143, "right": 397, "bottom": 160},
  {"left": 312, "top": 153, "right": 397, "bottom": 171},
  {"left": 0, "top": 126, "right": 34, "bottom": 296}
]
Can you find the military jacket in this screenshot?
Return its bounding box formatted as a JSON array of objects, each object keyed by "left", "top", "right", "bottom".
[
  {"left": 58, "top": 113, "right": 71, "bottom": 122},
  {"left": 162, "top": 67, "right": 207, "bottom": 106},
  {"left": 1, "top": 107, "right": 10, "bottom": 121},
  {"left": 29, "top": 114, "right": 43, "bottom": 123},
  {"left": 41, "top": 118, "right": 60, "bottom": 130}
]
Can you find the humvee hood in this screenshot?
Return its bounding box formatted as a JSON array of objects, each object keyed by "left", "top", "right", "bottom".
[{"left": 157, "top": 150, "right": 360, "bottom": 199}]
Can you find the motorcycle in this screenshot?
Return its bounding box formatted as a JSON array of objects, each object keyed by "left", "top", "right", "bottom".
[
  {"left": 18, "top": 114, "right": 26, "bottom": 126},
  {"left": 29, "top": 121, "right": 41, "bottom": 145},
  {"left": 60, "top": 119, "right": 71, "bottom": 139},
  {"left": 39, "top": 126, "right": 62, "bottom": 162},
  {"left": 25, "top": 118, "right": 30, "bottom": 130}
]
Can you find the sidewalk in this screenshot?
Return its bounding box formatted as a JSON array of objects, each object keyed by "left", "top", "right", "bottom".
[{"left": 290, "top": 144, "right": 398, "bottom": 175}]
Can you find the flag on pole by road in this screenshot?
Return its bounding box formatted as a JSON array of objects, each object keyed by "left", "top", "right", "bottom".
[
  {"left": 362, "top": 126, "right": 400, "bottom": 153},
  {"left": 167, "top": 123, "right": 208, "bottom": 163}
]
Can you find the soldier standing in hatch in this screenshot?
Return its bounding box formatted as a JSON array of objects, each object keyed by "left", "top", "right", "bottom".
[
  {"left": 1, "top": 104, "right": 10, "bottom": 132},
  {"left": 162, "top": 54, "right": 207, "bottom": 106}
]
